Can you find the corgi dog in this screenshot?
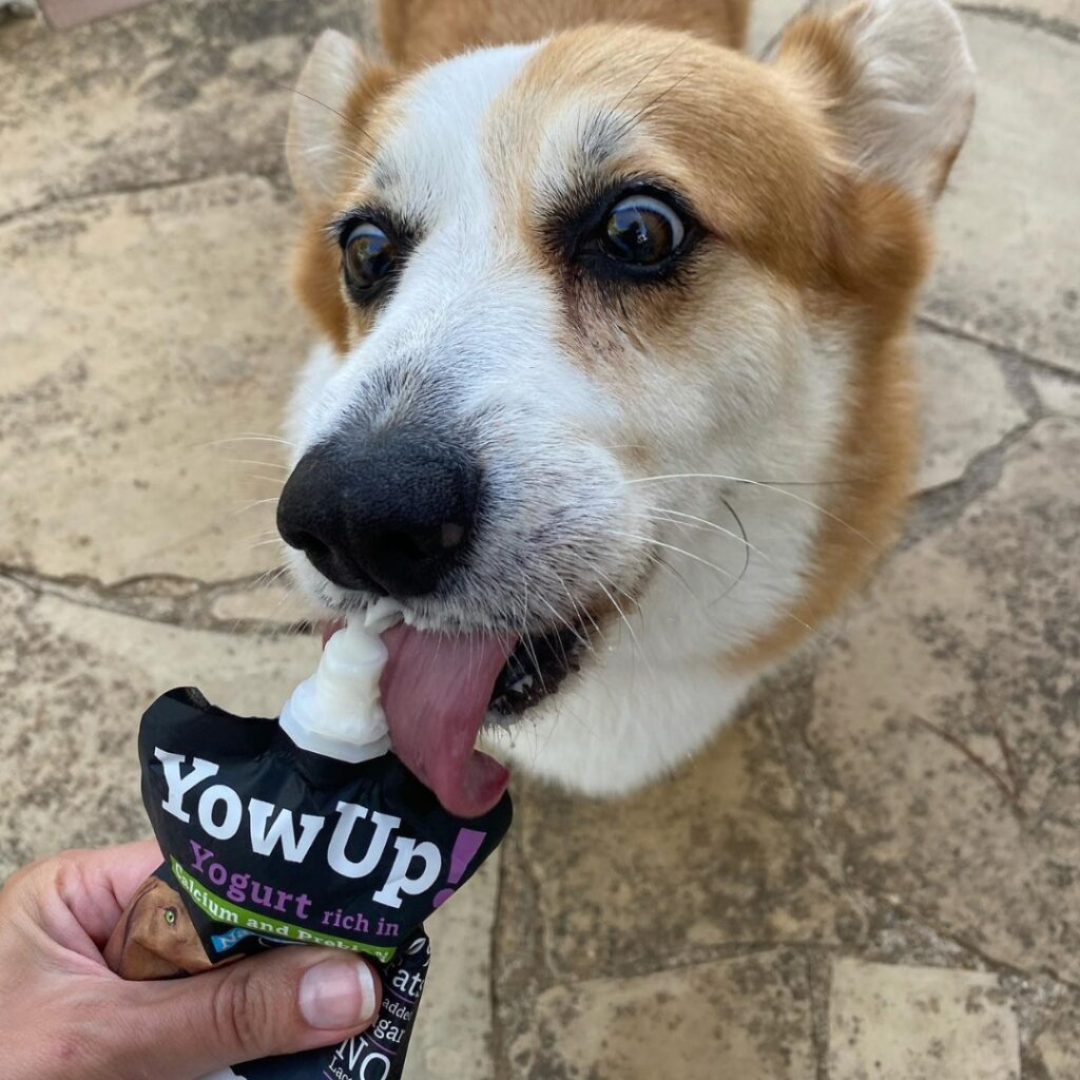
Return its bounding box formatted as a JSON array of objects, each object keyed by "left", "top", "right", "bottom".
[{"left": 275, "top": 0, "right": 976, "bottom": 816}]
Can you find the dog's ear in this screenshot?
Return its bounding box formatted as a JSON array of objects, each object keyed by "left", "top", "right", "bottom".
[
  {"left": 778, "top": 0, "right": 976, "bottom": 204},
  {"left": 286, "top": 29, "right": 394, "bottom": 207}
]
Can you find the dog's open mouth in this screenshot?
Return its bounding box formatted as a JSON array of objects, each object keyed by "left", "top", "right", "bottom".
[
  {"left": 488, "top": 624, "right": 588, "bottom": 717},
  {"left": 322, "top": 614, "right": 590, "bottom": 818}
]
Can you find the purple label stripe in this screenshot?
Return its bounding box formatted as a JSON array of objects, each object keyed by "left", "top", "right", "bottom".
[
  {"left": 368, "top": 1036, "right": 397, "bottom": 1057},
  {"left": 385, "top": 984, "right": 420, "bottom": 1006}
]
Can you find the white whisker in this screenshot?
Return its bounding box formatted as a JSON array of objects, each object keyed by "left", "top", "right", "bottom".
[
  {"left": 229, "top": 498, "right": 280, "bottom": 520},
  {"left": 535, "top": 588, "right": 593, "bottom": 654},
  {"left": 642, "top": 505, "right": 768, "bottom": 560},
  {"left": 594, "top": 575, "right": 654, "bottom": 682},
  {"left": 610, "top": 530, "right": 739, "bottom": 582},
  {"left": 203, "top": 434, "right": 297, "bottom": 449},
  {"left": 553, "top": 566, "right": 605, "bottom": 647},
  {"left": 627, "top": 473, "right": 876, "bottom": 548},
  {"left": 223, "top": 459, "right": 291, "bottom": 472}
]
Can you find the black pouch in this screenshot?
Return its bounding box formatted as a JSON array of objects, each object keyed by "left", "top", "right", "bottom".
[{"left": 106, "top": 688, "right": 512, "bottom": 1080}]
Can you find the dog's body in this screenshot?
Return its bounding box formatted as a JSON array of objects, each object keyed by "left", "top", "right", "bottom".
[{"left": 277, "top": 0, "right": 975, "bottom": 806}]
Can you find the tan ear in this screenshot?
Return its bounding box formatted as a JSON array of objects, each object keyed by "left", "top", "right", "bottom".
[
  {"left": 779, "top": 0, "right": 976, "bottom": 204},
  {"left": 287, "top": 29, "right": 376, "bottom": 206}
]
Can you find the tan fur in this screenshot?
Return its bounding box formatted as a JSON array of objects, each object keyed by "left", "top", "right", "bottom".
[
  {"left": 290, "top": 61, "right": 400, "bottom": 351},
  {"left": 379, "top": 0, "right": 751, "bottom": 66},
  {"left": 470, "top": 22, "right": 929, "bottom": 664},
  {"left": 289, "top": 0, "right": 969, "bottom": 699},
  {"left": 498, "top": 27, "right": 839, "bottom": 285},
  {"left": 733, "top": 18, "right": 937, "bottom": 667}
]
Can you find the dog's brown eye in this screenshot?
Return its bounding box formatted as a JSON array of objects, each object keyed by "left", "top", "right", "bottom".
[
  {"left": 344, "top": 222, "right": 397, "bottom": 293},
  {"left": 601, "top": 194, "right": 686, "bottom": 266}
]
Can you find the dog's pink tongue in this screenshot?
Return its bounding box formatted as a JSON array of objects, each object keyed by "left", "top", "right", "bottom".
[{"left": 378, "top": 624, "right": 514, "bottom": 818}]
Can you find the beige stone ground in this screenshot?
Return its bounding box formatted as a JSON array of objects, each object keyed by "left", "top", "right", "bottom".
[{"left": 2, "top": 1, "right": 1078, "bottom": 1077}]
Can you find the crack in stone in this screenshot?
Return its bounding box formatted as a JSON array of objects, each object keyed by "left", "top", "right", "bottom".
[
  {"left": 957, "top": 2, "right": 1080, "bottom": 44},
  {"left": 756, "top": 0, "right": 819, "bottom": 59},
  {"left": 909, "top": 411, "right": 1079, "bottom": 551},
  {"left": 0, "top": 169, "right": 289, "bottom": 229},
  {"left": 1022, "top": 1051, "right": 1055, "bottom": 1080},
  {"left": 1009, "top": 974, "right": 1080, "bottom": 1080},
  {"left": 999, "top": 356, "right": 1046, "bottom": 422},
  {"left": 862, "top": 886, "right": 1080, "bottom": 997},
  {"left": 903, "top": 417, "right": 1041, "bottom": 546},
  {"left": 805, "top": 949, "right": 832, "bottom": 1080},
  {"left": 918, "top": 315, "right": 1080, "bottom": 384},
  {"left": 760, "top": 670, "right": 879, "bottom": 940},
  {"left": 489, "top": 822, "right": 551, "bottom": 1080},
  {"left": 488, "top": 848, "right": 513, "bottom": 1080},
  {"left": 561, "top": 940, "right": 795, "bottom": 989},
  {"left": 0, "top": 562, "right": 303, "bottom": 637},
  {"left": 527, "top": 942, "right": 799, "bottom": 993},
  {"left": 762, "top": 625, "right": 1080, "bottom": 1032}
]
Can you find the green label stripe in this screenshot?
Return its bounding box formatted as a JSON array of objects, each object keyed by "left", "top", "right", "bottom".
[{"left": 170, "top": 858, "right": 397, "bottom": 963}]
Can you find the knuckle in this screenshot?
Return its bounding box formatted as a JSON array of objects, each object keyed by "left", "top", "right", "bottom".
[
  {"left": 0, "top": 854, "right": 61, "bottom": 913},
  {"left": 211, "top": 966, "right": 277, "bottom": 1052},
  {"left": 10, "top": 850, "right": 78, "bottom": 890},
  {"left": 5, "top": 853, "right": 55, "bottom": 888},
  {"left": 51, "top": 851, "right": 88, "bottom": 893}
]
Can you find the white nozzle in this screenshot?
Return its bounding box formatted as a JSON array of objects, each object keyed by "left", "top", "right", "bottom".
[{"left": 279, "top": 601, "right": 403, "bottom": 763}]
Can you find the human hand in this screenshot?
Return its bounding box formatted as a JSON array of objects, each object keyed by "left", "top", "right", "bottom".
[{"left": 0, "top": 841, "right": 381, "bottom": 1080}]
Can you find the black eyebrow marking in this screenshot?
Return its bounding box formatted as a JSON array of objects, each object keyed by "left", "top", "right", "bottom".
[
  {"left": 371, "top": 160, "right": 399, "bottom": 192},
  {"left": 571, "top": 44, "right": 694, "bottom": 165},
  {"left": 577, "top": 112, "right": 624, "bottom": 170}
]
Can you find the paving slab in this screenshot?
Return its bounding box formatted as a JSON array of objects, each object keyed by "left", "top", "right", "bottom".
[
  {"left": 0, "top": 175, "right": 302, "bottom": 584},
  {"left": 0, "top": 0, "right": 367, "bottom": 223},
  {"left": 807, "top": 419, "right": 1080, "bottom": 983},
  {"left": 406, "top": 857, "right": 501, "bottom": 1080},
  {"left": 2, "top": 0, "right": 1079, "bottom": 1077},
  {"left": 1032, "top": 369, "right": 1080, "bottom": 418},
  {"left": 965, "top": 1, "right": 1080, "bottom": 27},
  {"left": 929, "top": 10, "right": 1080, "bottom": 372},
  {"left": 746, "top": 0, "right": 806, "bottom": 55},
  {"left": 509, "top": 949, "right": 816, "bottom": 1080},
  {"left": 828, "top": 959, "right": 1020, "bottom": 1080},
  {"left": 0, "top": 575, "right": 317, "bottom": 879},
  {"left": 1030, "top": 993, "right": 1080, "bottom": 1080},
  {"left": 914, "top": 327, "right": 1027, "bottom": 491},
  {"left": 507, "top": 704, "right": 865, "bottom": 984}
]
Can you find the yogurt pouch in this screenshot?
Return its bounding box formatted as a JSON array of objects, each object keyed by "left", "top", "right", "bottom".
[{"left": 106, "top": 610, "right": 512, "bottom": 1080}]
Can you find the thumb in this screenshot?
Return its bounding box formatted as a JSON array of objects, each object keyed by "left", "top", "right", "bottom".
[{"left": 122, "top": 946, "right": 381, "bottom": 1076}]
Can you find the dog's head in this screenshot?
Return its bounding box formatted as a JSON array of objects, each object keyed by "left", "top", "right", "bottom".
[
  {"left": 104, "top": 876, "right": 213, "bottom": 979},
  {"left": 276, "top": 0, "right": 974, "bottom": 809}
]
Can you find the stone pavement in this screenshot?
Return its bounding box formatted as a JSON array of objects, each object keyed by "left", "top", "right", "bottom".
[{"left": 1, "top": 1, "right": 1077, "bottom": 1077}]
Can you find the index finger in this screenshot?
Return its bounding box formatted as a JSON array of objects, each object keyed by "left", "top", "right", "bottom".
[
  {"left": 51, "top": 840, "right": 165, "bottom": 948},
  {"left": 83, "top": 839, "right": 166, "bottom": 907}
]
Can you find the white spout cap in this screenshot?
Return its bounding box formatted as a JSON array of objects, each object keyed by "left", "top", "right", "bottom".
[{"left": 279, "top": 599, "right": 402, "bottom": 763}]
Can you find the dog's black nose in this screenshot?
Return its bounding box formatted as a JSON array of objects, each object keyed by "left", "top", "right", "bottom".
[{"left": 277, "top": 430, "right": 479, "bottom": 597}]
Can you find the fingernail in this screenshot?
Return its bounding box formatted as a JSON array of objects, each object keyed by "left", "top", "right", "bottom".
[{"left": 299, "top": 960, "right": 378, "bottom": 1029}]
